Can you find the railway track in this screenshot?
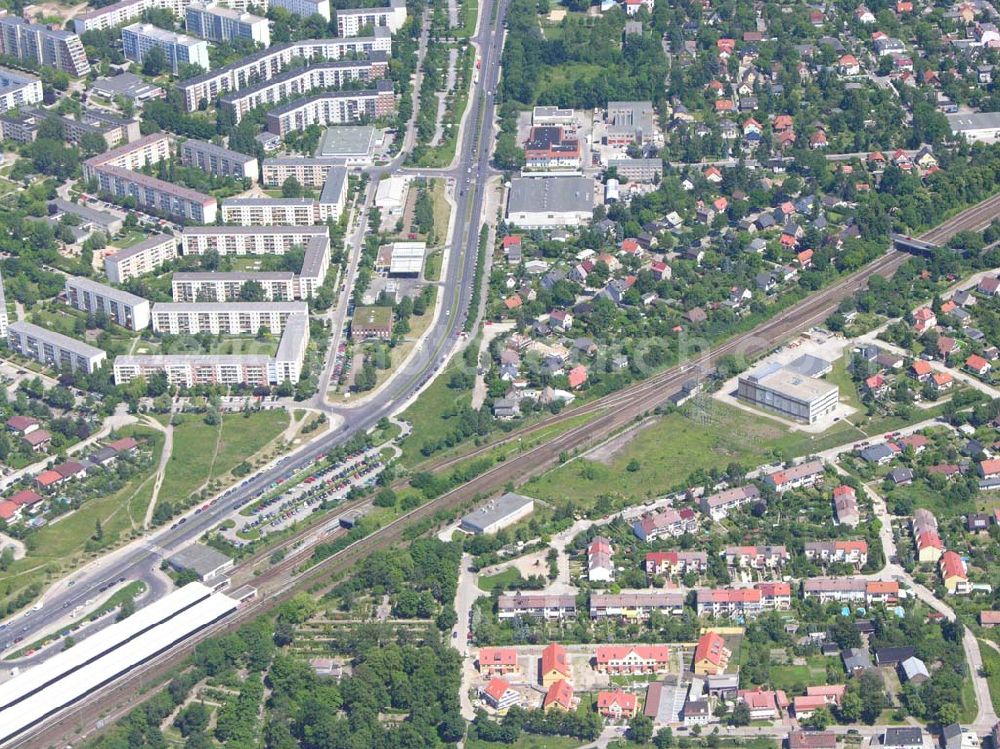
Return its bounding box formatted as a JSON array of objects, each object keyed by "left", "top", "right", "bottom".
[{"left": 17, "top": 194, "right": 1000, "bottom": 749}]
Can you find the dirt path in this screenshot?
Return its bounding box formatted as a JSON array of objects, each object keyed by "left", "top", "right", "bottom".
[{"left": 141, "top": 416, "right": 174, "bottom": 529}]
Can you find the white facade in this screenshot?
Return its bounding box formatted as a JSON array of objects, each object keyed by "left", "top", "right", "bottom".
[
  {"left": 151, "top": 301, "right": 308, "bottom": 335},
  {"left": 185, "top": 3, "right": 270, "bottom": 46},
  {"left": 104, "top": 234, "right": 178, "bottom": 285},
  {"left": 220, "top": 198, "right": 320, "bottom": 226},
  {"left": 335, "top": 0, "right": 406, "bottom": 36},
  {"left": 268, "top": 0, "right": 330, "bottom": 20},
  {"left": 7, "top": 321, "right": 107, "bottom": 374},
  {"left": 122, "top": 23, "right": 211, "bottom": 74},
  {"left": 181, "top": 225, "right": 327, "bottom": 255},
  {"left": 0, "top": 67, "right": 43, "bottom": 111},
  {"left": 64, "top": 276, "right": 151, "bottom": 331}
]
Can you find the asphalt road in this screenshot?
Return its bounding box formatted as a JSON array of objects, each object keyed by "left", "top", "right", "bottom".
[{"left": 0, "top": 0, "right": 507, "bottom": 662}]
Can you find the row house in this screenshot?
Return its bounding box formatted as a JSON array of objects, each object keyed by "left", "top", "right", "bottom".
[
  {"left": 645, "top": 550, "right": 708, "bottom": 577},
  {"left": 595, "top": 645, "right": 671, "bottom": 675},
  {"left": 588, "top": 537, "right": 615, "bottom": 583},
  {"left": 632, "top": 507, "right": 699, "bottom": 541},
  {"left": 590, "top": 591, "right": 686, "bottom": 620},
  {"left": 498, "top": 594, "right": 577, "bottom": 621},
  {"left": 724, "top": 545, "right": 790, "bottom": 570},
  {"left": 804, "top": 540, "right": 869, "bottom": 566},
  {"left": 699, "top": 485, "right": 761, "bottom": 521},
  {"left": 763, "top": 460, "right": 825, "bottom": 493},
  {"left": 696, "top": 583, "right": 792, "bottom": 618},
  {"left": 802, "top": 578, "right": 899, "bottom": 605}
]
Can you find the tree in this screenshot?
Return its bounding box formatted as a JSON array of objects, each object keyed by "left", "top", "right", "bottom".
[
  {"left": 239, "top": 280, "right": 267, "bottom": 302},
  {"left": 730, "top": 701, "right": 751, "bottom": 726},
  {"left": 654, "top": 727, "right": 675, "bottom": 749},
  {"left": 142, "top": 46, "right": 169, "bottom": 76},
  {"left": 117, "top": 595, "right": 136, "bottom": 621},
  {"left": 281, "top": 176, "right": 303, "bottom": 198},
  {"left": 628, "top": 714, "right": 654, "bottom": 744},
  {"left": 804, "top": 706, "right": 833, "bottom": 730}
]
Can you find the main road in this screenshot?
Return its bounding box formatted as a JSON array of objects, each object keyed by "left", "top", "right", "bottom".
[{"left": 0, "top": 0, "right": 508, "bottom": 655}]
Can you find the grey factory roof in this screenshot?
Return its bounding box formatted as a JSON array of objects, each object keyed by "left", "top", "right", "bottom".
[
  {"left": 8, "top": 321, "right": 106, "bottom": 360},
  {"left": 65, "top": 275, "right": 148, "bottom": 307},
  {"left": 507, "top": 176, "right": 596, "bottom": 215},
  {"left": 166, "top": 543, "right": 233, "bottom": 578},
  {"left": 947, "top": 111, "right": 1000, "bottom": 131},
  {"left": 91, "top": 72, "right": 163, "bottom": 100},
  {"left": 460, "top": 492, "right": 534, "bottom": 533},
  {"left": 316, "top": 124, "right": 378, "bottom": 157}
]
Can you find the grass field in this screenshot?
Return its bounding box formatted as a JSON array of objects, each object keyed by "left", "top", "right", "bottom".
[
  {"left": 825, "top": 355, "right": 862, "bottom": 412},
  {"left": 478, "top": 567, "right": 525, "bottom": 591},
  {"left": 767, "top": 655, "right": 843, "bottom": 692},
  {"left": 978, "top": 640, "right": 1000, "bottom": 717},
  {"left": 466, "top": 736, "right": 583, "bottom": 749},
  {"left": 430, "top": 178, "right": 452, "bottom": 247},
  {"left": 155, "top": 410, "right": 289, "bottom": 506},
  {"left": 455, "top": 0, "right": 478, "bottom": 35}
]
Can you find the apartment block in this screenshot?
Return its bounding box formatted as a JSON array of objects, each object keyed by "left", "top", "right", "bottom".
[
  {"left": 269, "top": 0, "right": 330, "bottom": 20},
  {"left": 104, "top": 234, "right": 178, "bottom": 284},
  {"left": 0, "top": 67, "right": 42, "bottom": 111},
  {"left": 64, "top": 276, "right": 151, "bottom": 331},
  {"left": 265, "top": 81, "right": 395, "bottom": 136},
  {"left": 220, "top": 198, "right": 319, "bottom": 226},
  {"left": 27, "top": 107, "right": 140, "bottom": 149},
  {"left": 122, "top": 23, "right": 210, "bottom": 74},
  {"left": 335, "top": 0, "right": 406, "bottom": 36},
  {"left": 589, "top": 591, "right": 686, "bottom": 619},
  {"left": 220, "top": 56, "right": 387, "bottom": 123},
  {"left": 804, "top": 540, "right": 869, "bottom": 566},
  {"left": 73, "top": 0, "right": 192, "bottom": 33},
  {"left": 150, "top": 300, "right": 308, "bottom": 335},
  {"left": 180, "top": 138, "right": 259, "bottom": 181},
  {"left": 0, "top": 15, "right": 90, "bottom": 76},
  {"left": 180, "top": 225, "right": 326, "bottom": 255},
  {"left": 0, "top": 269, "right": 8, "bottom": 338},
  {"left": 8, "top": 321, "right": 107, "bottom": 374},
  {"left": 185, "top": 3, "right": 270, "bottom": 46},
  {"left": 802, "top": 578, "right": 899, "bottom": 606},
  {"left": 114, "top": 310, "right": 308, "bottom": 386},
  {"left": 261, "top": 157, "right": 342, "bottom": 187},
  {"left": 497, "top": 593, "right": 576, "bottom": 621},
  {"left": 644, "top": 550, "right": 708, "bottom": 577},
  {"left": 176, "top": 30, "right": 391, "bottom": 111}
]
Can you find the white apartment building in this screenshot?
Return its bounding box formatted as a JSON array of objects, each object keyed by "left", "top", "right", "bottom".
[
  {"left": 0, "top": 269, "right": 8, "bottom": 338},
  {"left": 180, "top": 138, "right": 259, "bottom": 181},
  {"left": 104, "top": 234, "right": 178, "bottom": 284},
  {"left": 180, "top": 225, "right": 327, "bottom": 255},
  {"left": 176, "top": 30, "right": 391, "bottom": 111},
  {"left": 74, "top": 0, "right": 194, "bottom": 34},
  {"left": 335, "top": 0, "right": 406, "bottom": 36},
  {"left": 265, "top": 81, "right": 395, "bottom": 136},
  {"left": 220, "top": 198, "right": 320, "bottom": 226},
  {"left": 269, "top": 0, "right": 329, "bottom": 19},
  {"left": 261, "top": 157, "right": 342, "bottom": 187},
  {"left": 150, "top": 301, "right": 308, "bottom": 335},
  {"left": 0, "top": 67, "right": 42, "bottom": 111},
  {"left": 64, "top": 276, "right": 151, "bottom": 331},
  {"left": 121, "top": 23, "right": 210, "bottom": 74},
  {"left": 8, "top": 321, "right": 107, "bottom": 374},
  {"left": 185, "top": 3, "right": 270, "bottom": 46}
]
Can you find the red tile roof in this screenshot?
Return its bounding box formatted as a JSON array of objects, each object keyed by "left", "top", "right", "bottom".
[
  {"left": 543, "top": 679, "right": 574, "bottom": 710},
  {"left": 541, "top": 643, "right": 569, "bottom": 678}
]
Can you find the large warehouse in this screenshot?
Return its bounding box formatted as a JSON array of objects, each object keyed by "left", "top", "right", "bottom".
[
  {"left": 737, "top": 362, "right": 839, "bottom": 424},
  {"left": 0, "top": 583, "right": 237, "bottom": 744},
  {"left": 460, "top": 492, "right": 535, "bottom": 534},
  {"left": 506, "top": 175, "right": 596, "bottom": 229}
]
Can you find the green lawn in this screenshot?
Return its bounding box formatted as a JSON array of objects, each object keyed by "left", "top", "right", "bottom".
[
  {"left": 156, "top": 410, "right": 289, "bottom": 506},
  {"left": 466, "top": 737, "right": 583, "bottom": 749},
  {"left": 478, "top": 567, "right": 525, "bottom": 592},
  {"left": 112, "top": 230, "right": 150, "bottom": 249},
  {"left": 978, "top": 640, "right": 1000, "bottom": 718},
  {"left": 455, "top": 0, "right": 478, "bottom": 36},
  {"left": 825, "top": 355, "right": 862, "bottom": 411}
]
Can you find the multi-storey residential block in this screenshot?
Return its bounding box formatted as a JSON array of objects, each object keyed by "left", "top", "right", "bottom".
[
  {"left": 150, "top": 300, "right": 307, "bottom": 335},
  {"left": 185, "top": 3, "right": 270, "bottom": 46},
  {"left": 8, "top": 321, "right": 107, "bottom": 373},
  {"left": 64, "top": 276, "right": 151, "bottom": 331},
  {"left": 644, "top": 550, "right": 708, "bottom": 577},
  {"left": 589, "top": 591, "right": 686, "bottom": 619},
  {"left": 114, "top": 310, "right": 308, "bottom": 386},
  {"left": 122, "top": 23, "right": 210, "bottom": 74},
  {"left": 0, "top": 67, "right": 42, "bottom": 111},
  {"left": 335, "top": 0, "right": 406, "bottom": 36},
  {"left": 73, "top": 0, "right": 193, "bottom": 33},
  {"left": 0, "top": 269, "right": 8, "bottom": 338},
  {"left": 220, "top": 198, "right": 319, "bottom": 226},
  {"left": 176, "top": 30, "right": 391, "bottom": 111},
  {"left": 261, "top": 157, "right": 342, "bottom": 187},
  {"left": 104, "top": 234, "right": 178, "bottom": 284},
  {"left": 17, "top": 107, "right": 141, "bottom": 149},
  {"left": 180, "top": 225, "right": 326, "bottom": 255},
  {"left": 0, "top": 15, "right": 90, "bottom": 76},
  {"left": 265, "top": 81, "right": 395, "bottom": 136},
  {"left": 595, "top": 645, "right": 670, "bottom": 675},
  {"left": 180, "top": 138, "right": 259, "bottom": 181},
  {"left": 497, "top": 593, "right": 577, "bottom": 621},
  {"left": 699, "top": 485, "right": 761, "bottom": 520},
  {"left": 804, "top": 540, "right": 869, "bottom": 566},
  {"left": 220, "top": 56, "right": 387, "bottom": 123},
  {"left": 269, "top": 0, "right": 330, "bottom": 20}
]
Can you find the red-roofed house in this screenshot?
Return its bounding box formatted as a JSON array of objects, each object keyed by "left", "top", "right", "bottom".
[
  {"left": 504, "top": 295, "right": 523, "bottom": 312},
  {"left": 9, "top": 489, "right": 43, "bottom": 509},
  {"left": 503, "top": 235, "right": 522, "bottom": 249},
  {"left": 478, "top": 648, "right": 519, "bottom": 677},
  {"left": 913, "top": 307, "right": 937, "bottom": 333},
  {"left": 979, "top": 611, "right": 1000, "bottom": 627},
  {"left": 543, "top": 680, "right": 575, "bottom": 711},
  {"left": 0, "top": 500, "right": 19, "bottom": 521},
  {"left": 567, "top": 365, "right": 588, "bottom": 389},
  {"left": 939, "top": 550, "right": 968, "bottom": 594},
  {"left": 865, "top": 374, "right": 888, "bottom": 397},
  {"left": 595, "top": 645, "right": 670, "bottom": 674},
  {"left": 704, "top": 166, "right": 723, "bottom": 183},
  {"left": 35, "top": 470, "right": 63, "bottom": 491},
  {"left": 21, "top": 429, "right": 51, "bottom": 452},
  {"left": 806, "top": 685, "right": 846, "bottom": 705},
  {"left": 839, "top": 54, "right": 861, "bottom": 75},
  {"left": 793, "top": 695, "right": 830, "bottom": 719},
  {"left": 797, "top": 249, "right": 814, "bottom": 267},
  {"left": 693, "top": 631, "right": 731, "bottom": 675},
  {"left": 979, "top": 459, "right": 1000, "bottom": 480},
  {"left": 108, "top": 437, "right": 139, "bottom": 453},
  {"left": 598, "top": 690, "right": 638, "bottom": 720},
  {"left": 6, "top": 415, "right": 39, "bottom": 435},
  {"left": 738, "top": 688, "right": 783, "bottom": 720},
  {"left": 932, "top": 372, "right": 954, "bottom": 392},
  {"left": 911, "top": 360, "right": 933, "bottom": 381},
  {"left": 480, "top": 679, "right": 521, "bottom": 711},
  {"left": 540, "top": 643, "right": 570, "bottom": 687},
  {"left": 966, "top": 355, "right": 991, "bottom": 376}
]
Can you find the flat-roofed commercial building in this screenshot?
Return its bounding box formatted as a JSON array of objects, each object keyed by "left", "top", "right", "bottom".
[
  {"left": 221, "top": 197, "right": 319, "bottom": 225},
  {"left": 64, "top": 276, "right": 151, "bottom": 331},
  {"left": 122, "top": 23, "right": 210, "bottom": 74},
  {"left": 335, "top": 0, "right": 406, "bottom": 36},
  {"left": 104, "top": 234, "right": 178, "bottom": 284},
  {"left": 176, "top": 30, "right": 391, "bottom": 111},
  {"left": 185, "top": 2, "right": 270, "bottom": 46},
  {"left": 608, "top": 157, "right": 663, "bottom": 183},
  {"left": 220, "top": 57, "right": 387, "bottom": 123},
  {"left": 90, "top": 72, "right": 165, "bottom": 106},
  {"left": 265, "top": 81, "right": 395, "bottom": 136},
  {"left": 0, "top": 67, "right": 42, "bottom": 111},
  {"left": 261, "top": 157, "right": 341, "bottom": 187},
  {"left": 151, "top": 300, "right": 308, "bottom": 335},
  {"left": 375, "top": 240, "right": 425, "bottom": 277},
  {"left": 737, "top": 362, "right": 839, "bottom": 424},
  {"left": 181, "top": 225, "right": 326, "bottom": 255},
  {"left": 460, "top": 492, "right": 535, "bottom": 534},
  {"left": 49, "top": 199, "right": 124, "bottom": 236},
  {"left": 115, "top": 310, "right": 309, "bottom": 385},
  {"left": 7, "top": 321, "right": 107, "bottom": 374},
  {"left": 315, "top": 124, "right": 382, "bottom": 165},
  {"left": 605, "top": 100, "right": 657, "bottom": 146},
  {"left": 180, "top": 138, "right": 259, "bottom": 181},
  {"left": 166, "top": 543, "right": 234, "bottom": 581},
  {"left": 0, "top": 583, "right": 237, "bottom": 746},
  {"left": 506, "top": 175, "right": 596, "bottom": 229},
  {"left": 0, "top": 16, "right": 90, "bottom": 76}
]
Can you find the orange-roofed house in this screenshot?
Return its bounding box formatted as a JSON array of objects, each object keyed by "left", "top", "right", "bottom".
[
  {"left": 567, "top": 365, "right": 588, "bottom": 390},
  {"left": 774, "top": 114, "right": 793, "bottom": 131},
  {"left": 979, "top": 458, "right": 1000, "bottom": 480},
  {"left": 979, "top": 611, "right": 1000, "bottom": 627},
  {"left": 713, "top": 196, "right": 729, "bottom": 213},
  {"left": 897, "top": 0, "right": 913, "bottom": 11},
  {"left": 865, "top": 580, "right": 900, "bottom": 605},
  {"left": 478, "top": 648, "right": 519, "bottom": 677},
  {"left": 915, "top": 530, "right": 945, "bottom": 563},
  {"left": 503, "top": 235, "right": 522, "bottom": 249},
  {"left": 0, "top": 500, "right": 20, "bottom": 522},
  {"left": 35, "top": 470, "right": 63, "bottom": 492},
  {"left": 597, "top": 690, "right": 638, "bottom": 720},
  {"left": 806, "top": 685, "right": 846, "bottom": 705},
  {"left": 693, "top": 631, "right": 731, "bottom": 675},
  {"left": 913, "top": 306, "right": 937, "bottom": 333},
  {"left": 704, "top": 166, "right": 723, "bottom": 183},
  {"left": 738, "top": 688, "right": 782, "bottom": 720},
  {"left": 540, "top": 643, "right": 570, "bottom": 687},
  {"left": 480, "top": 679, "right": 522, "bottom": 712},
  {"left": 797, "top": 249, "right": 814, "bottom": 267},
  {"left": 839, "top": 54, "right": 861, "bottom": 74},
  {"left": 595, "top": 645, "right": 670, "bottom": 675},
  {"left": 793, "top": 695, "right": 830, "bottom": 719},
  {"left": 543, "top": 679, "right": 575, "bottom": 711},
  {"left": 504, "top": 295, "right": 523, "bottom": 312},
  {"left": 932, "top": 372, "right": 953, "bottom": 391},
  {"left": 939, "top": 550, "right": 968, "bottom": 593},
  {"left": 715, "top": 99, "right": 735, "bottom": 113},
  {"left": 865, "top": 374, "right": 888, "bottom": 396},
  {"left": 966, "top": 354, "right": 991, "bottom": 376},
  {"left": 911, "top": 359, "right": 933, "bottom": 381}
]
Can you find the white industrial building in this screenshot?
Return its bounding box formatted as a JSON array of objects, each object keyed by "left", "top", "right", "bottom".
[
  {"left": 64, "top": 276, "right": 151, "bottom": 331},
  {"left": 506, "top": 175, "right": 596, "bottom": 229},
  {"left": 459, "top": 492, "right": 535, "bottom": 534},
  {"left": 376, "top": 241, "right": 425, "bottom": 277},
  {"left": 374, "top": 174, "right": 409, "bottom": 213},
  {"left": 947, "top": 112, "right": 1000, "bottom": 144},
  {"left": 0, "top": 583, "right": 237, "bottom": 746},
  {"left": 737, "top": 362, "right": 839, "bottom": 424}
]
